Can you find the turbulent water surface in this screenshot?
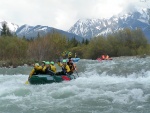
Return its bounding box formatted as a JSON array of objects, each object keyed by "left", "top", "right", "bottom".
[{"left": 1, "top": 57, "right": 150, "bottom": 113}]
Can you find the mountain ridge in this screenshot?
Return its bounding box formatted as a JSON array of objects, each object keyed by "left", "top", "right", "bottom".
[
  {"left": 68, "top": 8, "right": 150, "bottom": 41},
  {"left": 0, "top": 7, "right": 150, "bottom": 42},
  {"left": 0, "top": 22, "right": 83, "bottom": 41}
]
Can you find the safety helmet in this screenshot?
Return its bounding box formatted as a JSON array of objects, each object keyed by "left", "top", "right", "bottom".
[
  {"left": 34, "top": 63, "right": 39, "bottom": 66},
  {"left": 50, "top": 61, "right": 54, "bottom": 65},
  {"left": 42, "top": 61, "right": 46, "bottom": 63},
  {"left": 62, "top": 59, "right": 67, "bottom": 63},
  {"left": 45, "top": 61, "right": 50, "bottom": 65}
]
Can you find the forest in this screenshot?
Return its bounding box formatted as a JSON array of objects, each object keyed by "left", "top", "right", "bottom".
[{"left": 0, "top": 23, "right": 149, "bottom": 67}]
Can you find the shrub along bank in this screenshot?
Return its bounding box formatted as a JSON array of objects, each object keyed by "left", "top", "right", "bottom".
[{"left": 0, "top": 28, "right": 149, "bottom": 67}]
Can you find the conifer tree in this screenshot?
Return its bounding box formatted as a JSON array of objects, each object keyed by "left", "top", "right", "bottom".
[
  {"left": 147, "top": 9, "right": 150, "bottom": 24},
  {"left": 37, "top": 32, "right": 40, "bottom": 38},
  {"left": 1, "top": 23, "right": 12, "bottom": 36},
  {"left": 82, "top": 38, "right": 85, "bottom": 44},
  {"left": 6, "top": 27, "right": 12, "bottom": 36},
  {"left": 85, "top": 39, "right": 89, "bottom": 45},
  {"left": 1, "top": 23, "right": 7, "bottom": 36}
]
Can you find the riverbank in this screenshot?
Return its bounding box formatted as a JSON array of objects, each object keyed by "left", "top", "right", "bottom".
[
  {"left": 0, "top": 54, "right": 148, "bottom": 68},
  {"left": 0, "top": 60, "right": 33, "bottom": 68}
]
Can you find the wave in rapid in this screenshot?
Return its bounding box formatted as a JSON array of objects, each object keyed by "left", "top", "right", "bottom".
[
  {"left": 0, "top": 72, "right": 150, "bottom": 113},
  {"left": 0, "top": 57, "right": 150, "bottom": 113}
]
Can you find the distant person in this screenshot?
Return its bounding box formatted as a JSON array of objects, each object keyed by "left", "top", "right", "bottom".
[
  {"left": 68, "top": 52, "right": 72, "bottom": 59},
  {"left": 101, "top": 54, "right": 105, "bottom": 60},
  {"left": 105, "top": 54, "right": 110, "bottom": 60},
  {"left": 75, "top": 53, "right": 78, "bottom": 58},
  {"left": 61, "top": 51, "right": 66, "bottom": 59}
]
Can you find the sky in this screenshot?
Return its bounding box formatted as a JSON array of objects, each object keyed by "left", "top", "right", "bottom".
[{"left": 0, "top": 0, "right": 149, "bottom": 31}]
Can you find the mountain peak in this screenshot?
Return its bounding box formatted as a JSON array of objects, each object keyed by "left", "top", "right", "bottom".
[
  {"left": 68, "top": 7, "right": 150, "bottom": 41},
  {"left": 0, "top": 20, "right": 19, "bottom": 32},
  {"left": 0, "top": 20, "right": 83, "bottom": 41}
]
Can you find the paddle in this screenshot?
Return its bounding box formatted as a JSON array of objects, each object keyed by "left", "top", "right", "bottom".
[
  {"left": 75, "top": 70, "right": 79, "bottom": 77},
  {"left": 25, "top": 76, "right": 30, "bottom": 84},
  {"left": 25, "top": 80, "right": 29, "bottom": 84}
]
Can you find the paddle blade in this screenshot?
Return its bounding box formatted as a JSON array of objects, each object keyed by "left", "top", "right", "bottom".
[{"left": 25, "top": 80, "right": 29, "bottom": 84}]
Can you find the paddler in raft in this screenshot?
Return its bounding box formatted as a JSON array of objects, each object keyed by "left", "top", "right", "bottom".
[
  {"left": 105, "top": 54, "right": 112, "bottom": 60},
  {"left": 67, "top": 58, "right": 77, "bottom": 75},
  {"left": 101, "top": 54, "right": 112, "bottom": 60},
  {"left": 50, "top": 61, "right": 57, "bottom": 73},
  {"left": 56, "top": 59, "right": 72, "bottom": 75},
  {"left": 28, "top": 63, "right": 43, "bottom": 80},
  {"left": 42, "top": 61, "right": 56, "bottom": 75},
  {"left": 28, "top": 61, "right": 57, "bottom": 79},
  {"left": 68, "top": 52, "right": 72, "bottom": 59}
]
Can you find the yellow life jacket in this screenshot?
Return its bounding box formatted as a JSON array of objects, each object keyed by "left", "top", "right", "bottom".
[{"left": 50, "top": 64, "right": 56, "bottom": 73}]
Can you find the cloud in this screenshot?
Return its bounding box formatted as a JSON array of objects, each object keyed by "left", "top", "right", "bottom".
[{"left": 0, "top": 0, "right": 149, "bottom": 30}]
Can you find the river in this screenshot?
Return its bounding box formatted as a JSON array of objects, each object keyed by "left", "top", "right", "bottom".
[{"left": 0, "top": 56, "right": 150, "bottom": 113}]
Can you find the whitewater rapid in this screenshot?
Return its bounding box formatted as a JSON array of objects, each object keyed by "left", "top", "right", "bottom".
[{"left": 0, "top": 57, "right": 150, "bottom": 113}]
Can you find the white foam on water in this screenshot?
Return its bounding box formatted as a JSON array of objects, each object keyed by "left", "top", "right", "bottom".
[{"left": 0, "top": 57, "right": 150, "bottom": 113}]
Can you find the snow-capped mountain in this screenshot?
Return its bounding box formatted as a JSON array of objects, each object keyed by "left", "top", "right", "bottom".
[
  {"left": 1, "top": 7, "right": 150, "bottom": 42},
  {"left": 0, "top": 21, "right": 83, "bottom": 41},
  {"left": 16, "top": 25, "right": 82, "bottom": 41},
  {"left": 68, "top": 8, "right": 150, "bottom": 41},
  {"left": 0, "top": 21, "right": 19, "bottom": 33}
]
